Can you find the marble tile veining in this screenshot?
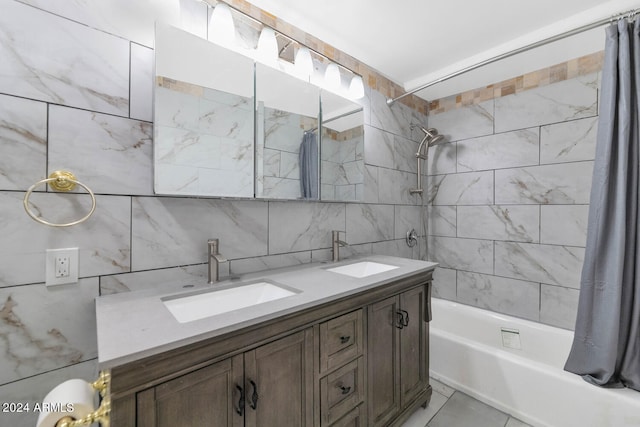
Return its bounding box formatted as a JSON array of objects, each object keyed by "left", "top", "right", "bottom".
[
  {"left": 457, "top": 128, "right": 539, "bottom": 172},
  {"left": 346, "top": 204, "right": 394, "bottom": 245},
  {"left": 0, "top": 279, "right": 98, "bottom": 385},
  {"left": 428, "top": 100, "right": 494, "bottom": 142},
  {"left": 495, "top": 242, "right": 584, "bottom": 289},
  {"left": 394, "top": 205, "right": 422, "bottom": 240},
  {"left": 268, "top": 201, "right": 345, "bottom": 254},
  {"left": 540, "top": 205, "right": 589, "bottom": 247},
  {"left": 132, "top": 197, "right": 269, "bottom": 270},
  {"left": 457, "top": 205, "right": 539, "bottom": 243},
  {"left": 495, "top": 162, "right": 593, "bottom": 205},
  {"left": 0, "top": 192, "right": 131, "bottom": 287},
  {"left": 48, "top": 106, "right": 153, "bottom": 195},
  {"left": 427, "top": 206, "right": 457, "bottom": 237},
  {"left": 0, "top": 1, "right": 130, "bottom": 115},
  {"left": 540, "top": 116, "right": 598, "bottom": 164},
  {"left": 457, "top": 271, "right": 540, "bottom": 321},
  {"left": 0, "top": 94, "right": 47, "bottom": 191},
  {"left": 429, "top": 236, "right": 493, "bottom": 275},
  {"left": 428, "top": 171, "right": 494, "bottom": 206},
  {"left": 494, "top": 73, "right": 598, "bottom": 133},
  {"left": 130, "top": 43, "right": 154, "bottom": 122}
]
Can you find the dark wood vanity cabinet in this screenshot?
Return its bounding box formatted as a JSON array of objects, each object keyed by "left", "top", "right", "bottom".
[
  {"left": 109, "top": 272, "right": 432, "bottom": 427},
  {"left": 136, "top": 329, "right": 314, "bottom": 427},
  {"left": 367, "top": 285, "right": 430, "bottom": 427}
]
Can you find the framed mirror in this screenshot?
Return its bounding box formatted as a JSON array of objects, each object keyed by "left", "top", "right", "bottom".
[
  {"left": 319, "top": 91, "right": 364, "bottom": 201},
  {"left": 154, "top": 23, "right": 255, "bottom": 198},
  {"left": 255, "top": 63, "right": 320, "bottom": 200}
]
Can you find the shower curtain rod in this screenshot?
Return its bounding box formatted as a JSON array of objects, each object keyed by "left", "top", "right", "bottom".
[{"left": 387, "top": 7, "right": 640, "bottom": 105}]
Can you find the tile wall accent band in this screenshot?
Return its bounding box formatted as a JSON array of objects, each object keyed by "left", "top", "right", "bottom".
[{"left": 429, "top": 51, "right": 604, "bottom": 115}]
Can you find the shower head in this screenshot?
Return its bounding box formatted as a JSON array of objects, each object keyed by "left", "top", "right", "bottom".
[{"left": 412, "top": 125, "right": 447, "bottom": 149}]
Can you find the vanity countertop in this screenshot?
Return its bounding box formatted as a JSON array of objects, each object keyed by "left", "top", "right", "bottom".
[{"left": 96, "top": 255, "right": 437, "bottom": 369}]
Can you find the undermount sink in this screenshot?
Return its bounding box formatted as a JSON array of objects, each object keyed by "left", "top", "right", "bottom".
[
  {"left": 163, "top": 281, "right": 299, "bottom": 323},
  {"left": 326, "top": 261, "right": 399, "bottom": 278}
]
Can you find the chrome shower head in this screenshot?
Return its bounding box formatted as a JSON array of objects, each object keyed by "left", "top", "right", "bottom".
[
  {"left": 428, "top": 133, "right": 446, "bottom": 147},
  {"left": 412, "top": 125, "right": 447, "bottom": 147}
]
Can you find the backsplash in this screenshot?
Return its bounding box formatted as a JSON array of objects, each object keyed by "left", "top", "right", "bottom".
[
  {"left": 427, "top": 71, "right": 599, "bottom": 330},
  {"left": 0, "top": 1, "right": 426, "bottom": 425}
]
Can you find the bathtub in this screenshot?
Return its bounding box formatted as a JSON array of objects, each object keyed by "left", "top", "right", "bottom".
[{"left": 429, "top": 298, "right": 640, "bottom": 427}]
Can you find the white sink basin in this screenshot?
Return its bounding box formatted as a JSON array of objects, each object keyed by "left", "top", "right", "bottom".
[
  {"left": 163, "top": 281, "right": 299, "bottom": 323},
  {"left": 326, "top": 261, "right": 399, "bottom": 278}
]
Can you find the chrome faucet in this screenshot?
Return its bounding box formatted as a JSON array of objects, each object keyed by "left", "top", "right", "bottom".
[
  {"left": 332, "top": 230, "right": 348, "bottom": 262},
  {"left": 208, "top": 239, "right": 227, "bottom": 284}
]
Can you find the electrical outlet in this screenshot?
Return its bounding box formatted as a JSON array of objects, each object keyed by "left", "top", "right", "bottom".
[{"left": 46, "top": 248, "right": 79, "bottom": 286}]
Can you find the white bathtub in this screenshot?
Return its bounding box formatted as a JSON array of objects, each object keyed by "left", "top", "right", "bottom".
[{"left": 429, "top": 298, "right": 640, "bottom": 427}]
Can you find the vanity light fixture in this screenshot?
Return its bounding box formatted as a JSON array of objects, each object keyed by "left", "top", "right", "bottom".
[
  {"left": 208, "top": 2, "right": 236, "bottom": 46},
  {"left": 294, "top": 46, "right": 314, "bottom": 81},
  {"left": 324, "top": 63, "right": 342, "bottom": 92},
  {"left": 348, "top": 75, "right": 365, "bottom": 99},
  {"left": 256, "top": 26, "right": 278, "bottom": 65},
  {"left": 203, "top": 0, "right": 364, "bottom": 100}
]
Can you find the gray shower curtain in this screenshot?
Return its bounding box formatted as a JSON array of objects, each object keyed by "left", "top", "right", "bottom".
[
  {"left": 564, "top": 18, "right": 640, "bottom": 391},
  {"left": 299, "top": 131, "right": 318, "bottom": 199}
]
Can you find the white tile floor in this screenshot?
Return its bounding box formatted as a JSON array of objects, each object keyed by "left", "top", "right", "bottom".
[{"left": 401, "top": 378, "right": 532, "bottom": 427}]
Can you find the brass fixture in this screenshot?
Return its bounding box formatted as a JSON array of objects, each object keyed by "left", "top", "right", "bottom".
[
  {"left": 55, "top": 371, "right": 111, "bottom": 427},
  {"left": 23, "top": 170, "right": 96, "bottom": 227}
]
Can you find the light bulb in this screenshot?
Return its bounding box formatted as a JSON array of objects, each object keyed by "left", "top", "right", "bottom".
[
  {"left": 294, "top": 46, "right": 313, "bottom": 81},
  {"left": 324, "top": 63, "right": 341, "bottom": 92},
  {"left": 348, "top": 75, "right": 365, "bottom": 99},
  {"left": 256, "top": 26, "right": 278, "bottom": 65},
  {"left": 209, "top": 2, "right": 235, "bottom": 46}
]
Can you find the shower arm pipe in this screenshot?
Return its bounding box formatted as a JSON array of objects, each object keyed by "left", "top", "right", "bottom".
[{"left": 387, "top": 8, "right": 640, "bottom": 106}]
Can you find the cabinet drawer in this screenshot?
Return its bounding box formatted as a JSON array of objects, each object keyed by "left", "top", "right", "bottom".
[
  {"left": 330, "top": 405, "right": 365, "bottom": 427},
  {"left": 319, "top": 309, "right": 363, "bottom": 374},
  {"left": 320, "top": 357, "right": 365, "bottom": 426}
]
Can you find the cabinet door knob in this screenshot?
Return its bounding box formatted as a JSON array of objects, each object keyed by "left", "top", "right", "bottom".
[
  {"left": 339, "top": 335, "right": 351, "bottom": 344},
  {"left": 249, "top": 379, "right": 259, "bottom": 410},
  {"left": 235, "top": 384, "right": 245, "bottom": 416},
  {"left": 396, "top": 310, "right": 405, "bottom": 329},
  {"left": 400, "top": 309, "right": 409, "bottom": 326},
  {"left": 338, "top": 384, "right": 351, "bottom": 395}
]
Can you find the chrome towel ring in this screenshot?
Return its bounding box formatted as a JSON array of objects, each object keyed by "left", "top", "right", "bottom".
[{"left": 23, "top": 170, "right": 96, "bottom": 227}]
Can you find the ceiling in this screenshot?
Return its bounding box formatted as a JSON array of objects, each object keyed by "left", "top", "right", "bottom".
[{"left": 246, "top": 0, "right": 640, "bottom": 101}]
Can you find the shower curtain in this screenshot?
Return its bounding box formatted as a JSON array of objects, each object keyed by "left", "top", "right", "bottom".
[
  {"left": 564, "top": 18, "right": 640, "bottom": 391},
  {"left": 299, "top": 131, "right": 318, "bottom": 199}
]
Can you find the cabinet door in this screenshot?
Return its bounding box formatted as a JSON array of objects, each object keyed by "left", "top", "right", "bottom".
[
  {"left": 399, "top": 285, "right": 428, "bottom": 407},
  {"left": 137, "top": 355, "right": 244, "bottom": 427},
  {"left": 244, "top": 329, "right": 314, "bottom": 427},
  {"left": 367, "top": 296, "right": 401, "bottom": 427}
]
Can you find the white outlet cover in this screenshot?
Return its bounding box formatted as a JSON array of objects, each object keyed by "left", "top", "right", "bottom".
[{"left": 46, "top": 248, "right": 79, "bottom": 286}]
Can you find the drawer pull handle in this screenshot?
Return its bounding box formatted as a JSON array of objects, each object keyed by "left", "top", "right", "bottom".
[
  {"left": 338, "top": 385, "right": 351, "bottom": 395},
  {"left": 339, "top": 335, "right": 351, "bottom": 344},
  {"left": 249, "top": 379, "right": 259, "bottom": 410},
  {"left": 235, "top": 384, "right": 245, "bottom": 416}
]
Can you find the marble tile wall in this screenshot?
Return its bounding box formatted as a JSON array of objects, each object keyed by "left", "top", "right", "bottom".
[
  {"left": 428, "top": 71, "right": 600, "bottom": 331},
  {"left": 0, "top": 1, "right": 427, "bottom": 424}
]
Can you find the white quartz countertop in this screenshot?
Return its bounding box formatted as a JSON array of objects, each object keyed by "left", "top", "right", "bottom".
[{"left": 96, "top": 255, "right": 437, "bottom": 369}]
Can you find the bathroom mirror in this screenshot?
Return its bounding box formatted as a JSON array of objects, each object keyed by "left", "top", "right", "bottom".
[
  {"left": 255, "top": 63, "right": 320, "bottom": 199},
  {"left": 154, "top": 23, "right": 255, "bottom": 198},
  {"left": 319, "top": 91, "right": 364, "bottom": 201},
  {"left": 153, "top": 24, "right": 366, "bottom": 201}
]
